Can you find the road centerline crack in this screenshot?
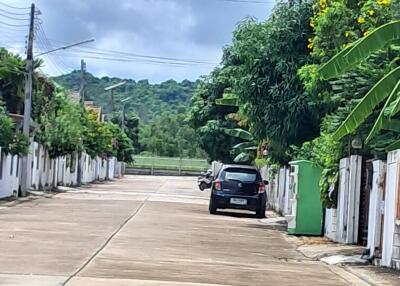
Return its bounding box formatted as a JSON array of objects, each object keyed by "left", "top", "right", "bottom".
[{"left": 61, "top": 195, "right": 151, "bottom": 286}]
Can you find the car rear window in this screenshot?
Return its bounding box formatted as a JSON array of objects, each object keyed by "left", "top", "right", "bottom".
[{"left": 222, "top": 168, "right": 259, "bottom": 183}]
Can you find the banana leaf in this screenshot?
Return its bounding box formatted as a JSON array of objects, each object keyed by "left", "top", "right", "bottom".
[
  {"left": 318, "top": 43, "right": 357, "bottom": 79},
  {"left": 223, "top": 128, "right": 253, "bottom": 141},
  {"left": 215, "top": 97, "right": 240, "bottom": 107},
  {"left": 233, "top": 152, "right": 251, "bottom": 163},
  {"left": 386, "top": 139, "right": 400, "bottom": 152},
  {"left": 365, "top": 80, "right": 400, "bottom": 142},
  {"left": 232, "top": 141, "right": 255, "bottom": 150},
  {"left": 245, "top": 146, "right": 258, "bottom": 151},
  {"left": 389, "top": 81, "right": 400, "bottom": 116},
  {"left": 343, "top": 21, "right": 400, "bottom": 69},
  {"left": 333, "top": 66, "right": 400, "bottom": 141},
  {"left": 319, "top": 21, "right": 400, "bottom": 79},
  {"left": 382, "top": 119, "right": 400, "bottom": 133}
]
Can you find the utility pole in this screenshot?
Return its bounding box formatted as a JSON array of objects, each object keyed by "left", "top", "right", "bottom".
[
  {"left": 77, "top": 59, "right": 86, "bottom": 186},
  {"left": 79, "top": 59, "right": 86, "bottom": 104},
  {"left": 109, "top": 89, "right": 114, "bottom": 113},
  {"left": 120, "top": 97, "right": 132, "bottom": 131},
  {"left": 104, "top": 81, "right": 126, "bottom": 117},
  {"left": 20, "top": 3, "right": 35, "bottom": 197}
]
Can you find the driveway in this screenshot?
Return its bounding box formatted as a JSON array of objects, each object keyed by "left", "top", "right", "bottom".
[{"left": 0, "top": 176, "right": 362, "bottom": 285}]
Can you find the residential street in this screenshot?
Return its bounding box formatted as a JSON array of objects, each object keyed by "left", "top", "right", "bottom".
[{"left": 0, "top": 176, "right": 376, "bottom": 285}]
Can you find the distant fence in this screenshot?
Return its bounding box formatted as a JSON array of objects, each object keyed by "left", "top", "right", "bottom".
[{"left": 130, "top": 156, "right": 210, "bottom": 174}]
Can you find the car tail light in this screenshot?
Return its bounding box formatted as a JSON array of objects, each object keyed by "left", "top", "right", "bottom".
[
  {"left": 258, "top": 182, "right": 265, "bottom": 193},
  {"left": 214, "top": 179, "right": 222, "bottom": 191}
]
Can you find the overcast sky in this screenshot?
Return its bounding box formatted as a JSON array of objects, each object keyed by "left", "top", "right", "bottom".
[{"left": 0, "top": 0, "right": 273, "bottom": 83}]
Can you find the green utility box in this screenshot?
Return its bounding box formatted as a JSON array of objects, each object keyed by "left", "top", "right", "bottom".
[{"left": 285, "top": 160, "right": 323, "bottom": 235}]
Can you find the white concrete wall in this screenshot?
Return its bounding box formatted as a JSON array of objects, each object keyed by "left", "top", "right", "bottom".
[
  {"left": 261, "top": 165, "right": 289, "bottom": 215},
  {"left": 336, "top": 155, "right": 362, "bottom": 244},
  {"left": 114, "top": 161, "right": 125, "bottom": 178},
  {"left": 277, "top": 167, "right": 288, "bottom": 214},
  {"left": 107, "top": 157, "right": 116, "bottom": 180},
  {"left": 382, "top": 150, "right": 400, "bottom": 267},
  {"left": 0, "top": 149, "right": 19, "bottom": 198},
  {"left": 366, "top": 160, "right": 386, "bottom": 259},
  {"left": 325, "top": 208, "right": 337, "bottom": 240},
  {"left": 1, "top": 142, "right": 125, "bottom": 197}
]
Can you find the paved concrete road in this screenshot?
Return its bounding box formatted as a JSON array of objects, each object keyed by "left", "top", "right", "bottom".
[{"left": 0, "top": 176, "right": 364, "bottom": 285}]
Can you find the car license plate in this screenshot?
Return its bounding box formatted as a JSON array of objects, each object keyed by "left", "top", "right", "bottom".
[{"left": 230, "top": 198, "right": 247, "bottom": 205}]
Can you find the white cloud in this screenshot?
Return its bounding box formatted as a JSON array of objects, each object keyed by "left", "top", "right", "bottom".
[{"left": 0, "top": 0, "right": 273, "bottom": 82}]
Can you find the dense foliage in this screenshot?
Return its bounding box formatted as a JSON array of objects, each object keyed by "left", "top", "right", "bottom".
[
  {"left": 55, "top": 71, "right": 204, "bottom": 159},
  {"left": 188, "top": 0, "right": 399, "bottom": 207},
  {"left": 0, "top": 105, "right": 28, "bottom": 155},
  {"left": 0, "top": 49, "right": 134, "bottom": 163},
  {"left": 54, "top": 72, "right": 197, "bottom": 123},
  {"left": 140, "top": 112, "right": 206, "bottom": 158},
  {"left": 188, "top": 68, "right": 241, "bottom": 162},
  {"left": 189, "top": 1, "right": 326, "bottom": 164},
  {"left": 295, "top": 0, "right": 400, "bottom": 207}
]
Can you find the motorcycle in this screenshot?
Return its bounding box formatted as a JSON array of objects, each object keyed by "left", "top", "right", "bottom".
[{"left": 198, "top": 169, "right": 213, "bottom": 191}]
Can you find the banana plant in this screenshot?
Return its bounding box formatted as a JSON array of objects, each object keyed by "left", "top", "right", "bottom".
[
  {"left": 223, "top": 128, "right": 257, "bottom": 163},
  {"left": 215, "top": 89, "right": 259, "bottom": 162},
  {"left": 318, "top": 21, "right": 400, "bottom": 144}
]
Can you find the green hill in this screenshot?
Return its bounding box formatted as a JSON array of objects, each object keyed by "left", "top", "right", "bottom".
[
  {"left": 53, "top": 71, "right": 206, "bottom": 159},
  {"left": 53, "top": 71, "right": 198, "bottom": 123}
]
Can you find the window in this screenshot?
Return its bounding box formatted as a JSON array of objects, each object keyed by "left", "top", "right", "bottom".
[{"left": 222, "top": 168, "right": 259, "bottom": 183}]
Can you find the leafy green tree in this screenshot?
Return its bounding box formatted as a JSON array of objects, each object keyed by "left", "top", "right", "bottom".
[
  {"left": 140, "top": 112, "right": 205, "bottom": 158},
  {"left": 35, "top": 89, "right": 85, "bottom": 158},
  {"left": 53, "top": 72, "right": 198, "bottom": 124},
  {"left": 107, "top": 123, "right": 134, "bottom": 163},
  {"left": 0, "top": 105, "right": 28, "bottom": 155},
  {"left": 188, "top": 68, "right": 240, "bottom": 162},
  {"left": 82, "top": 110, "right": 114, "bottom": 158},
  {"left": 211, "top": 1, "right": 324, "bottom": 164},
  {"left": 0, "top": 48, "right": 26, "bottom": 114}
]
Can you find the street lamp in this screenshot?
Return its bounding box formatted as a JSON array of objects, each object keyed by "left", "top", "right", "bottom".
[
  {"left": 104, "top": 81, "right": 126, "bottom": 114},
  {"left": 120, "top": 96, "right": 132, "bottom": 130}
]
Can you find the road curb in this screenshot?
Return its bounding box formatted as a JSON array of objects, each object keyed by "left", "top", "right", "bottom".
[{"left": 328, "top": 265, "right": 373, "bottom": 285}]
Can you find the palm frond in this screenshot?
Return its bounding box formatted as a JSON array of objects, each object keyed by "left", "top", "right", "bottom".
[{"left": 223, "top": 128, "right": 253, "bottom": 141}]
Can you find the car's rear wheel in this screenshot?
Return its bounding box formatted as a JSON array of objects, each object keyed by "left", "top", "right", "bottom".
[
  {"left": 256, "top": 203, "right": 266, "bottom": 218},
  {"left": 209, "top": 197, "right": 217, "bottom": 214}
]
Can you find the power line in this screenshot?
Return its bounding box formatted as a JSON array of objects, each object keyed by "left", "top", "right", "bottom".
[
  {"left": 47, "top": 38, "right": 218, "bottom": 65},
  {"left": 0, "top": 19, "right": 28, "bottom": 27},
  {"left": 35, "top": 32, "right": 70, "bottom": 74},
  {"left": 36, "top": 23, "right": 75, "bottom": 71},
  {"left": 0, "top": 1, "right": 30, "bottom": 10},
  {"left": 0, "top": 11, "right": 30, "bottom": 21},
  {"left": 59, "top": 48, "right": 215, "bottom": 66},
  {"left": 0, "top": 7, "right": 30, "bottom": 16},
  {"left": 55, "top": 53, "right": 213, "bottom": 68}
]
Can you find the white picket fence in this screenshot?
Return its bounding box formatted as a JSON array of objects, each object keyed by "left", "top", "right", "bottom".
[
  {"left": 0, "top": 142, "right": 126, "bottom": 199},
  {"left": 261, "top": 156, "right": 363, "bottom": 242}
]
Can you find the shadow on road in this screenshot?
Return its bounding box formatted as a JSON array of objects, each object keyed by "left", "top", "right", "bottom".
[
  {"left": 246, "top": 222, "right": 287, "bottom": 232},
  {"left": 215, "top": 210, "right": 257, "bottom": 219}
]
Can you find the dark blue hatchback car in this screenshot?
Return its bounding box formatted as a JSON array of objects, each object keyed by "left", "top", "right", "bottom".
[{"left": 209, "top": 164, "right": 267, "bottom": 218}]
